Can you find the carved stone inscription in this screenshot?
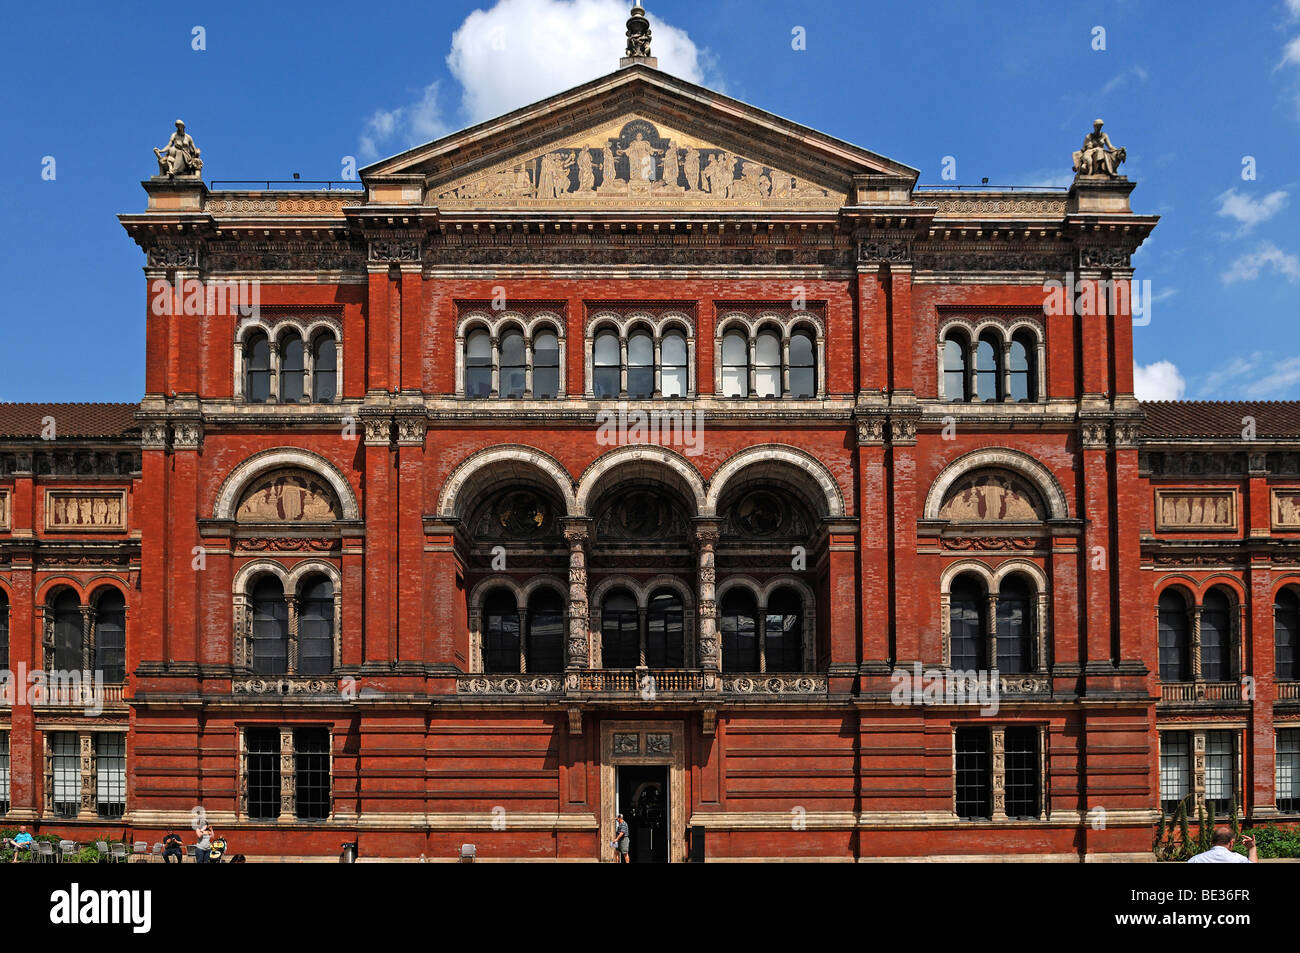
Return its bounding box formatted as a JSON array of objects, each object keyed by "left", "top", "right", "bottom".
[
  {"left": 432, "top": 116, "right": 844, "bottom": 210},
  {"left": 1155, "top": 489, "right": 1237, "bottom": 532},
  {"left": 235, "top": 469, "right": 341, "bottom": 523},
  {"left": 45, "top": 490, "right": 126, "bottom": 531}
]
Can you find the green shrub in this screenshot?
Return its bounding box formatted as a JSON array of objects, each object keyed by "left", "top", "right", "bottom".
[
  {"left": 1236, "top": 823, "right": 1300, "bottom": 859},
  {"left": 0, "top": 828, "right": 118, "bottom": 863}
]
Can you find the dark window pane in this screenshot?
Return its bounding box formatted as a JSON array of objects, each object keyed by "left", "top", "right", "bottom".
[
  {"left": 722, "top": 331, "right": 748, "bottom": 397},
  {"left": 500, "top": 330, "right": 526, "bottom": 398},
  {"left": 465, "top": 330, "right": 492, "bottom": 397},
  {"left": 996, "top": 579, "right": 1032, "bottom": 674},
  {"left": 764, "top": 588, "right": 803, "bottom": 672},
  {"left": 1205, "top": 731, "right": 1236, "bottom": 816},
  {"left": 246, "top": 728, "right": 281, "bottom": 820},
  {"left": 975, "top": 337, "right": 999, "bottom": 402},
  {"left": 0, "top": 591, "right": 9, "bottom": 671},
  {"left": 721, "top": 590, "right": 758, "bottom": 672},
  {"left": 246, "top": 333, "right": 271, "bottom": 403},
  {"left": 281, "top": 334, "right": 305, "bottom": 402},
  {"left": 755, "top": 330, "right": 781, "bottom": 398},
  {"left": 955, "top": 727, "right": 991, "bottom": 820},
  {"left": 313, "top": 336, "right": 337, "bottom": 403},
  {"left": 949, "top": 577, "right": 986, "bottom": 671},
  {"left": 52, "top": 591, "right": 82, "bottom": 672},
  {"left": 533, "top": 331, "right": 560, "bottom": 398},
  {"left": 646, "top": 590, "right": 684, "bottom": 668},
  {"left": 1009, "top": 337, "right": 1033, "bottom": 402},
  {"left": 527, "top": 589, "right": 565, "bottom": 674},
  {"left": 0, "top": 733, "right": 10, "bottom": 815},
  {"left": 294, "top": 727, "right": 331, "bottom": 821},
  {"left": 93, "top": 589, "right": 126, "bottom": 683},
  {"left": 251, "top": 577, "right": 288, "bottom": 676},
  {"left": 1201, "top": 590, "right": 1232, "bottom": 682},
  {"left": 51, "top": 732, "right": 79, "bottom": 818},
  {"left": 943, "top": 337, "right": 967, "bottom": 401},
  {"left": 661, "top": 332, "right": 688, "bottom": 398},
  {"left": 298, "top": 576, "right": 334, "bottom": 676},
  {"left": 1277, "top": 588, "right": 1299, "bottom": 682},
  {"left": 790, "top": 331, "right": 816, "bottom": 398},
  {"left": 594, "top": 331, "right": 620, "bottom": 397},
  {"left": 483, "top": 590, "right": 520, "bottom": 673},
  {"left": 601, "top": 591, "right": 639, "bottom": 668},
  {"left": 1160, "top": 731, "right": 1191, "bottom": 816},
  {"left": 1277, "top": 728, "right": 1299, "bottom": 814},
  {"left": 95, "top": 733, "right": 126, "bottom": 820},
  {"left": 1158, "top": 590, "right": 1191, "bottom": 682},
  {"left": 1004, "top": 727, "right": 1040, "bottom": 819}
]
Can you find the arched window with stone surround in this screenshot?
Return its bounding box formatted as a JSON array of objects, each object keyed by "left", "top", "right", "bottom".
[
  {"left": 974, "top": 332, "right": 1001, "bottom": 402},
  {"left": 942, "top": 330, "right": 968, "bottom": 401},
  {"left": 764, "top": 587, "right": 804, "bottom": 673},
  {"left": 661, "top": 331, "right": 688, "bottom": 397},
  {"left": 996, "top": 575, "right": 1033, "bottom": 674},
  {"left": 593, "top": 329, "right": 621, "bottom": 397},
  {"left": 1009, "top": 331, "right": 1035, "bottom": 402},
  {"left": 789, "top": 329, "right": 817, "bottom": 398},
  {"left": 1158, "top": 588, "right": 1192, "bottom": 682},
  {"left": 1277, "top": 586, "right": 1300, "bottom": 682},
  {"left": 601, "top": 590, "right": 640, "bottom": 669},
  {"left": 1200, "top": 587, "right": 1233, "bottom": 683},
  {"left": 533, "top": 330, "right": 560, "bottom": 399},
  {"left": 949, "top": 574, "right": 987, "bottom": 670},
  {"left": 91, "top": 588, "right": 126, "bottom": 684},
  {"left": 939, "top": 322, "right": 1044, "bottom": 404},
  {"left": 500, "top": 327, "right": 527, "bottom": 398},
  {"left": 646, "top": 589, "right": 685, "bottom": 668},
  {"left": 280, "top": 330, "right": 306, "bottom": 403},
  {"left": 465, "top": 328, "right": 493, "bottom": 398},
  {"left": 721, "top": 330, "right": 749, "bottom": 397},
  {"left": 754, "top": 327, "right": 782, "bottom": 398},
  {"left": 527, "top": 588, "right": 565, "bottom": 674},
  {"left": 244, "top": 331, "right": 272, "bottom": 403},
  {"left": 250, "top": 576, "right": 289, "bottom": 675},
  {"left": 49, "top": 589, "right": 83, "bottom": 672},
  {"left": 627, "top": 327, "right": 654, "bottom": 398}
]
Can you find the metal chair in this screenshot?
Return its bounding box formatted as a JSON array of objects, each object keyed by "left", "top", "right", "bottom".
[
  {"left": 95, "top": 840, "right": 110, "bottom": 862},
  {"left": 132, "top": 841, "right": 148, "bottom": 862},
  {"left": 186, "top": 845, "right": 196, "bottom": 862},
  {"left": 36, "top": 841, "right": 56, "bottom": 864},
  {"left": 59, "top": 840, "right": 77, "bottom": 863},
  {"left": 109, "top": 842, "right": 128, "bottom": 864},
  {"left": 151, "top": 842, "right": 164, "bottom": 862}
]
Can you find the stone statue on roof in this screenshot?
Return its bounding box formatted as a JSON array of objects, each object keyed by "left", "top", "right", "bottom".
[
  {"left": 154, "top": 119, "right": 203, "bottom": 178},
  {"left": 1072, "top": 119, "right": 1126, "bottom": 177}
]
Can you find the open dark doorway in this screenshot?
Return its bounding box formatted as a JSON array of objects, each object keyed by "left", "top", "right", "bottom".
[{"left": 617, "top": 765, "right": 669, "bottom": 863}]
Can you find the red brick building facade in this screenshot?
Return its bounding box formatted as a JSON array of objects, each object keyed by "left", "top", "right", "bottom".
[{"left": 1, "top": 63, "right": 1298, "bottom": 861}]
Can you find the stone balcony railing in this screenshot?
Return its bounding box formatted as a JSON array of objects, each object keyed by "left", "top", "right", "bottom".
[
  {"left": 456, "top": 670, "right": 829, "bottom": 697},
  {"left": 0, "top": 680, "right": 128, "bottom": 709},
  {"left": 1276, "top": 682, "right": 1300, "bottom": 701},
  {"left": 1160, "top": 681, "right": 1243, "bottom": 703}
]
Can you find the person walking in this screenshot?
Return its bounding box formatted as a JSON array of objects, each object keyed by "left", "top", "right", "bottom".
[
  {"left": 612, "top": 813, "right": 630, "bottom": 864},
  {"left": 1188, "top": 827, "right": 1256, "bottom": 863}
]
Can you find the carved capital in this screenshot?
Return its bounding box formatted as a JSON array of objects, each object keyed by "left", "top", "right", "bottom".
[
  {"left": 1079, "top": 420, "right": 1110, "bottom": 449},
  {"left": 888, "top": 415, "right": 918, "bottom": 446},
  {"left": 362, "top": 418, "right": 392, "bottom": 446},
  {"left": 1112, "top": 421, "right": 1141, "bottom": 448},
  {"left": 394, "top": 416, "right": 426, "bottom": 445},
  {"left": 140, "top": 421, "right": 169, "bottom": 450},
  {"left": 856, "top": 417, "right": 886, "bottom": 446},
  {"left": 171, "top": 420, "right": 203, "bottom": 451}
]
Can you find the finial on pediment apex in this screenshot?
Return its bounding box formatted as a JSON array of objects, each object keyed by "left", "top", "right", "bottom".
[{"left": 620, "top": 5, "right": 657, "bottom": 69}]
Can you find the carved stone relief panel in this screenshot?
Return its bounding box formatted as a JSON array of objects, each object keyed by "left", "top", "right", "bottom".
[
  {"left": 0, "top": 488, "right": 8, "bottom": 531},
  {"left": 44, "top": 490, "right": 127, "bottom": 531},
  {"left": 1272, "top": 489, "right": 1300, "bottom": 530},
  {"left": 937, "top": 469, "right": 1045, "bottom": 522},
  {"left": 235, "top": 469, "right": 342, "bottom": 523},
  {"left": 1155, "top": 489, "right": 1238, "bottom": 532}
]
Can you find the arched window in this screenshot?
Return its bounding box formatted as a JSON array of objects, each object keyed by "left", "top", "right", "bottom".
[
  {"left": 483, "top": 589, "right": 520, "bottom": 674},
  {"left": 92, "top": 589, "right": 126, "bottom": 684},
  {"left": 627, "top": 328, "right": 654, "bottom": 398},
  {"left": 765, "top": 588, "right": 803, "bottom": 673},
  {"left": 1158, "top": 589, "right": 1191, "bottom": 682},
  {"left": 996, "top": 577, "right": 1032, "bottom": 674},
  {"left": 280, "top": 332, "right": 305, "bottom": 403},
  {"left": 754, "top": 329, "right": 781, "bottom": 398},
  {"left": 721, "top": 589, "right": 758, "bottom": 672},
  {"left": 250, "top": 576, "right": 289, "bottom": 676},
  {"left": 465, "top": 329, "right": 492, "bottom": 398},
  {"left": 527, "top": 588, "right": 565, "bottom": 673},
  {"left": 949, "top": 575, "right": 987, "bottom": 670},
  {"left": 1277, "top": 587, "right": 1299, "bottom": 682},
  {"left": 51, "top": 590, "right": 82, "bottom": 672},
  {"left": 500, "top": 329, "right": 526, "bottom": 398},
  {"left": 312, "top": 334, "right": 337, "bottom": 403},
  {"left": 661, "top": 331, "right": 688, "bottom": 398},
  {"left": 1200, "top": 588, "right": 1232, "bottom": 682},
  {"left": 594, "top": 329, "right": 621, "bottom": 398},
  {"left": 942, "top": 333, "right": 968, "bottom": 401},
  {"left": 1009, "top": 332, "right": 1035, "bottom": 403},
  {"left": 721, "top": 330, "right": 749, "bottom": 398},
  {"left": 789, "top": 330, "right": 816, "bottom": 398},
  {"left": 601, "top": 590, "right": 640, "bottom": 669},
  {"left": 297, "top": 576, "right": 334, "bottom": 676},
  {"left": 646, "top": 589, "right": 684, "bottom": 668},
  {"left": 533, "top": 330, "right": 560, "bottom": 399},
  {"left": 245, "top": 332, "right": 271, "bottom": 403},
  {"left": 975, "top": 333, "right": 1000, "bottom": 402},
  {"left": 0, "top": 589, "right": 8, "bottom": 670}
]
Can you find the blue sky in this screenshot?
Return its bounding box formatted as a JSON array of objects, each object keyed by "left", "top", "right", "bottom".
[{"left": 1, "top": 0, "right": 1297, "bottom": 403}]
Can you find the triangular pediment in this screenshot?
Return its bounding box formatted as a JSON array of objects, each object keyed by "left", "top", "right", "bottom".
[{"left": 362, "top": 66, "right": 917, "bottom": 212}]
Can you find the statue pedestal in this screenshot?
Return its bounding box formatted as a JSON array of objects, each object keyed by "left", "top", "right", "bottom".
[
  {"left": 143, "top": 176, "right": 207, "bottom": 212},
  {"left": 619, "top": 55, "right": 658, "bottom": 69},
  {"left": 1067, "top": 175, "right": 1134, "bottom": 214}
]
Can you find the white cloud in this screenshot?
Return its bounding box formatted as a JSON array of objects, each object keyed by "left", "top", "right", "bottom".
[
  {"left": 1101, "top": 66, "right": 1148, "bottom": 96},
  {"left": 448, "top": 0, "right": 717, "bottom": 124},
  {"left": 1134, "top": 360, "right": 1186, "bottom": 401},
  {"left": 361, "top": 0, "right": 719, "bottom": 161},
  {"left": 1197, "top": 351, "right": 1300, "bottom": 399},
  {"left": 1221, "top": 242, "right": 1300, "bottom": 283},
  {"left": 1285, "top": 34, "right": 1300, "bottom": 67},
  {"left": 1216, "top": 188, "right": 1289, "bottom": 230}
]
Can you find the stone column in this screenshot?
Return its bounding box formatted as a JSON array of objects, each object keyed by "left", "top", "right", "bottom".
[
  {"left": 563, "top": 521, "right": 590, "bottom": 669},
  {"left": 986, "top": 592, "right": 999, "bottom": 671},
  {"left": 286, "top": 595, "right": 300, "bottom": 675},
  {"left": 991, "top": 726, "right": 1007, "bottom": 820},
  {"left": 279, "top": 727, "right": 295, "bottom": 819},
  {"left": 490, "top": 336, "right": 500, "bottom": 397},
  {"left": 1191, "top": 606, "right": 1203, "bottom": 682},
  {"left": 694, "top": 521, "right": 721, "bottom": 675},
  {"left": 78, "top": 732, "right": 95, "bottom": 820}
]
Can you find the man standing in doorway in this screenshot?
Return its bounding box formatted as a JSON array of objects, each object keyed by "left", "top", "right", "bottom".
[{"left": 613, "top": 813, "right": 630, "bottom": 863}]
